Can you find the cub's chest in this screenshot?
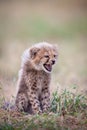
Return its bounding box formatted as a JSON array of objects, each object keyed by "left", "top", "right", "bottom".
[
  {"left": 36, "top": 72, "right": 49, "bottom": 94},
  {"left": 37, "top": 74, "right": 44, "bottom": 89}
]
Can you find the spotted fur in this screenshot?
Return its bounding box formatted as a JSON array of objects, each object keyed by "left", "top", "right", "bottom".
[{"left": 15, "top": 42, "right": 58, "bottom": 114}]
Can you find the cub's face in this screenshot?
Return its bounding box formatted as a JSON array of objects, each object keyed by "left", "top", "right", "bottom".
[{"left": 30, "top": 44, "right": 58, "bottom": 73}]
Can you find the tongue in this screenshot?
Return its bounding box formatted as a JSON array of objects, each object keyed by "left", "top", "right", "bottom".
[{"left": 44, "top": 64, "right": 52, "bottom": 72}]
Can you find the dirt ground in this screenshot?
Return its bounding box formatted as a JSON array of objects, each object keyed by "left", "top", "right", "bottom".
[{"left": 0, "top": 108, "right": 87, "bottom": 130}]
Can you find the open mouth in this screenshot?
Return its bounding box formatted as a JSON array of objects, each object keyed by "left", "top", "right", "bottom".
[{"left": 43, "top": 64, "right": 52, "bottom": 72}]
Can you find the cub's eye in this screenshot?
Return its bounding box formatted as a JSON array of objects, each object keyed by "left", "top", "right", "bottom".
[
  {"left": 44, "top": 55, "right": 49, "bottom": 58},
  {"left": 54, "top": 55, "right": 56, "bottom": 58}
]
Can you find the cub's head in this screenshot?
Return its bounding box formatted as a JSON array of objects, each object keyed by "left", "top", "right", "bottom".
[{"left": 22, "top": 42, "right": 58, "bottom": 73}]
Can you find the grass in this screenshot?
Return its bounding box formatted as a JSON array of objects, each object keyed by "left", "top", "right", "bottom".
[
  {"left": 51, "top": 86, "right": 87, "bottom": 116},
  {"left": 0, "top": 86, "right": 87, "bottom": 130}
]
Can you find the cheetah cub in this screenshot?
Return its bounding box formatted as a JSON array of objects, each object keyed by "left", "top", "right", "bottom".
[{"left": 15, "top": 42, "right": 58, "bottom": 114}]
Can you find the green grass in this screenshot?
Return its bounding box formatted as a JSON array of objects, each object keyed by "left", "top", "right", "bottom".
[
  {"left": 51, "top": 86, "right": 87, "bottom": 116},
  {"left": 0, "top": 86, "right": 87, "bottom": 130}
]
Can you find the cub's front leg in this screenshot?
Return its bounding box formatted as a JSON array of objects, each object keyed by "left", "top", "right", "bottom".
[
  {"left": 41, "top": 87, "right": 50, "bottom": 113},
  {"left": 24, "top": 72, "right": 42, "bottom": 114},
  {"left": 28, "top": 87, "right": 42, "bottom": 114}
]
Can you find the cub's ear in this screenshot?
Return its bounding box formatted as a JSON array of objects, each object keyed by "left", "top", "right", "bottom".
[{"left": 30, "top": 47, "right": 40, "bottom": 59}]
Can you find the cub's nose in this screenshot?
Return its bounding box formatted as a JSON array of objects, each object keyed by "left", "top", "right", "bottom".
[{"left": 52, "top": 60, "right": 55, "bottom": 65}]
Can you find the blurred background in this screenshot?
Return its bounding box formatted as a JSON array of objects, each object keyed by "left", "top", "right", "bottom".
[{"left": 0, "top": 0, "right": 87, "bottom": 100}]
